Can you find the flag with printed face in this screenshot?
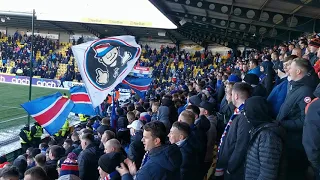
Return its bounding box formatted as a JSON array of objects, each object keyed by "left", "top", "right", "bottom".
[
  {"left": 21, "top": 92, "right": 74, "bottom": 135},
  {"left": 72, "top": 36, "right": 141, "bottom": 108},
  {"left": 70, "top": 86, "right": 96, "bottom": 116}
]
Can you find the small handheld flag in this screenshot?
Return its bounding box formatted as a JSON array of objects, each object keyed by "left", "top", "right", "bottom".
[
  {"left": 70, "top": 86, "right": 96, "bottom": 116},
  {"left": 21, "top": 92, "right": 74, "bottom": 135},
  {"left": 111, "top": 91, "right": 117, "bottom": 129}
]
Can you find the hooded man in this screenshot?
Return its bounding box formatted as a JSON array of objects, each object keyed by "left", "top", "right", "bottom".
[{"left": 244, "top": 96, "right": 286, "bottom": 180}]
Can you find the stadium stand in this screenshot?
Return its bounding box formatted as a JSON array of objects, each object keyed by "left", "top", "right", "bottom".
[{"left": 1, "top": 0, "right": 320, "bottom": 179}]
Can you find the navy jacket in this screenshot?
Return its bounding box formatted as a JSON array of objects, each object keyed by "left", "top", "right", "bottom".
[
  {"left": 277, "top": 76, "right": 314, "bottom": 151},
  {"left": 127, "top": 130, "right": 145, "bottom": 169},
  {"left": 179, "top": 138, "right": 200, "bottom": 180},
  {"left": 303, "top": 85, "right": 320, "bottom": 174},
  {"left": 267, "top": 77, "right": 288, "bottom": 118},
  {"left": 252, "top": 84, "right": 267, "bottom": 97},
  {"left": 122, "top": 144, "right": 182, "bottom": 180},
  {"left": 217, "top": 113, "right": 252, "bottom": 180},
  {"left": 194, "top": 115, "right": 210, "bottom": 164},
  {"left": 78, "top": 143, "right": 101, "bottom": 180}
]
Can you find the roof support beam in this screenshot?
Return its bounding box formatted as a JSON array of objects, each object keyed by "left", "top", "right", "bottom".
[
  {"left": 225, "top": 0, "right": 234, "bottom": 37},
  {"left": 282, "top": 0, "right": 320, "bottom": 9},
  {"left": 80, "top": 23, "right": 100, "bottom": 37},
  {"left": 47, "top": 21, "right": 74, "bottom": 35},
  {"left": 121, "top": 27, "right": 134, "bottom": 36},
  {"left": 169, "top": 12, "right": 295, "bottom": 37},
  {"left": 244, "top": 0, "right": 270, "bottom": 40},
  {"left": 178, "top": 28, "right": 269, "bottom": 48},
  {"left": 166, "top": 30, "right": 178, "bottom": 44},
  {"left": 176, "top": 30, "right": 202, "bottom": 46},
  {"left": 165, "top": 0, "right": 318, "bottom": 33}
]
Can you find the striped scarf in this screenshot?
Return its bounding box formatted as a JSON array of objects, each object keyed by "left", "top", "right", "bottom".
[
  {"left": 140, "top": 151, "right": 149, "bottom": 169},
  {"left": 215, "top": 103, "right": 244, "bottom": 176},
  {"left": 104, "top": 171, "right": 119, "bottom": 180}
]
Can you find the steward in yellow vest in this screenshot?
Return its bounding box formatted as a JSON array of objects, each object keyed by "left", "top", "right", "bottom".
[
  {"left": 30, "top": 122, "right": 43, "bottom": 148},
  {"left": 19, "top": 124, "right": 32, "bottom": 153},
  {"left": 79, "top": 114, "right": 89, "bottom": 128}
]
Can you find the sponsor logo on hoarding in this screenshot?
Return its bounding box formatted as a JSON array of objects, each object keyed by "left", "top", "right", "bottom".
[{"left": 0, "top": 74, "right": 60, "bottom": 88}]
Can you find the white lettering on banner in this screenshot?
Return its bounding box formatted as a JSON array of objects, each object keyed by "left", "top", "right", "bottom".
[
  {"left": 36, "top": 81, "right": 57, "bottom": 87},
  {"left": 26, "top": 32, "right": 59, "bottom": 40},
  {"left": 12, "top": 78, "right": 30, "bottom": 85},
  {"left": 63, "top": 81, "right": 84, "bottom": 88},
  {"left": 134, "top": 66, "right": 149, "bottom": 71},
  {"left": 0, "top": 76, "right": 5, "bottom": 82}
]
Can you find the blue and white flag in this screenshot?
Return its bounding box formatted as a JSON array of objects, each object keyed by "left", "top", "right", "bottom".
[
  {"left": 21, "top": 92, "right": 74, "bottom": 135},
  {"left": 70, "top": 86, "right": 96, "bottom": 116},
  {"left": 72, "top": 36, "right": 141, "bottom": 108}
]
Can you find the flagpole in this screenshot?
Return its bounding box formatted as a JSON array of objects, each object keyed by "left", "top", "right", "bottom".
[{"left": 27, "top": 9, "right": 35, "bottom": 126}]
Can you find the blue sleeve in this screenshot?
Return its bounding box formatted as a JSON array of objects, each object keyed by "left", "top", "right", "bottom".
[
  {"left": 122, "top": 173, "right": 134, "bottom": 180},
  {"left": 267, "top": 87, "right": 279, "bottom": 118}
]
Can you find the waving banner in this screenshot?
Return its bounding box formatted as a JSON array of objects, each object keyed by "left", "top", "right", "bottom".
[{"left": 72, "top": 36, "right": 141, "bottom": 107}]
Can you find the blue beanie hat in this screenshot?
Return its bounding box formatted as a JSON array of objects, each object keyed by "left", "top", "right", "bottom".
[{"left": 227, "top": 74, "right": 241, "bottom": 83}]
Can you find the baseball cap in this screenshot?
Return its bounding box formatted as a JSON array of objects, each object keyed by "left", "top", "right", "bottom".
[{"left": 127, "top": 120, "right": 144, "bottom": 130}]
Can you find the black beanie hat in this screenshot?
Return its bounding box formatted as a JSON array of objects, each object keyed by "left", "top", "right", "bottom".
[
  {"left": 244, "top": 74, "right": 259, "bottom": 85},
  {"left": 98, "top": 152, "right": 122, "bottom": 174}
]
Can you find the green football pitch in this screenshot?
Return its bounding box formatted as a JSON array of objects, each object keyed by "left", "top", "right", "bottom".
[{"left": 0, "top": 83, "right": 69, "bottom": 130}]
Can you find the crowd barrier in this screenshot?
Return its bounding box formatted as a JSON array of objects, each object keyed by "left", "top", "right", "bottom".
[{"left": 2, "top": 115, "right": 81, "bottom": 162}]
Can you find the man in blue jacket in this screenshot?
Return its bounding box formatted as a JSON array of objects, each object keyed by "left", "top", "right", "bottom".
[
  {"left": 247, "top": 59, "right": 262, "bottom": 77},
  {"left": 116, "top": 121, "right": 182, "bottom": 180},
  {"left": 267, "top": 61, "right": 288, "bottom": 118}
]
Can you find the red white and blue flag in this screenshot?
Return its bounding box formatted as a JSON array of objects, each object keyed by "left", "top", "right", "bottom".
[
  {"left": 21, "top": 92, "right": 74, "bottom": 135},
  {"left": 70, "top": 86, "right": 96, "bottom": 116},
  {"left": 121, "top": 77, "right": 152, "bottom": 99}
]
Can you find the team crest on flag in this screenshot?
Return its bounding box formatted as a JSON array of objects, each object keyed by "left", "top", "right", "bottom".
[{"left": 72, "top": 36, "right": 141, "bottom": 107}]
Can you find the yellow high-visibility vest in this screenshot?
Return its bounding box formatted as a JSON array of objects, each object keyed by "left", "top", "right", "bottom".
[
  {"left": 34, "top": 125, "right": 43, "bottom": 138},
  {"left": 20, "top": 130, "right": 32, "bottom": 144}
]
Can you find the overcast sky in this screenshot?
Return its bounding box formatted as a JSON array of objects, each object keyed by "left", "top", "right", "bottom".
[{"left": 0, "top": 0, "right": 176, "bottom": 29}]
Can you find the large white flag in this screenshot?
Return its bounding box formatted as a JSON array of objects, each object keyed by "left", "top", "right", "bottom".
[{"left": 72, "top": 36, "right": 141, "bottom": 108}]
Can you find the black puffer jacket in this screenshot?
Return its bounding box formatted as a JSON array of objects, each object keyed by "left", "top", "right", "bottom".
[
  {"left": 245, "top": 123, "right": 286, "bottom": 180},
  {"left": 244, "top": 96, "right": 286, "bottom": 180},
  {"left": 303, "top": 84, "right": 320, "bottom": 176}
]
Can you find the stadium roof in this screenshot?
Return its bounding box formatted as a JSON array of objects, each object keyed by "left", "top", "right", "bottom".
[
  {"left": 0, "top": 0, "right": 320, "bottom": 48},
  {"left": 150, "top": 0, "right": 320, "bottom": 48}
]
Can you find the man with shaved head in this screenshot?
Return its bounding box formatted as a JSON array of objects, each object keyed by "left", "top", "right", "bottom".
[
  {"left": 104, "top": 139, "right": 122, "bottom": 154},
  {"left": 291, "top": 48, "right": 302, "bottom": 58}
]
